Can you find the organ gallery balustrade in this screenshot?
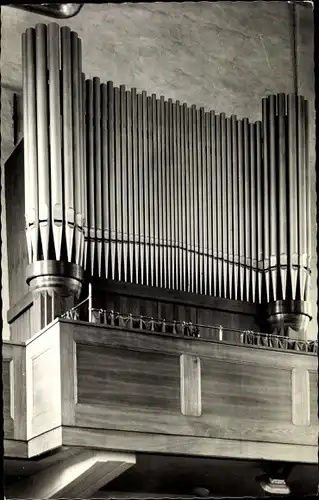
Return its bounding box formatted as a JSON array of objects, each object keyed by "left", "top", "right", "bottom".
[
  {"left": 3, "top": 317, "right": 318, "bottom": 464},
  {"left": 60, "top": 294, "right": 318, "bottom": 354}
]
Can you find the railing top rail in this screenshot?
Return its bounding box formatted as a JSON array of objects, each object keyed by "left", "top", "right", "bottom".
[{"left": 60, "top": 299, "right": 318, "bottom": 354}]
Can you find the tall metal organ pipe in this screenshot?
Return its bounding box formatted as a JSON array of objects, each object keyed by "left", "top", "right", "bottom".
[
  {"left": 22, "top": 24, "right": 85, "bottom": 326},
  {"left": 262, "top": 94, "right": 312, "bottom": 339},
  {"left": 22, "top": 24, "right": 312, "bottom": 339}
]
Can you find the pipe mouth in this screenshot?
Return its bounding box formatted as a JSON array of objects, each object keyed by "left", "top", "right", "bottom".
[
  {"left": 266, "top": 300, "right": 312, "bottom": 340},
  {"left": 26, "top": 260, "right": 84, "bottom": 298}
]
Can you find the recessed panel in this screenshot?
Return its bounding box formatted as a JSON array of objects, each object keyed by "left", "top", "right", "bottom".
[
  {"left": 77, "top": 344, "right": 180, "bottom": 412},
  {"left": 201, "top": 359, "right": 292, "bottom": 422},
  {"left": 32, "top": 350, "right": 58, "bottom": 423}
]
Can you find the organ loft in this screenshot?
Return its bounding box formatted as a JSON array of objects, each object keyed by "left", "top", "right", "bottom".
[{"left": 3, "top": 14, "right": 318, "bottom": 500}]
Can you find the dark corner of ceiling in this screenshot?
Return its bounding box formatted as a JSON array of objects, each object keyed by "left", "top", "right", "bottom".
[{"left": 9, "top": 4, "right": 84, "bottom": 19}]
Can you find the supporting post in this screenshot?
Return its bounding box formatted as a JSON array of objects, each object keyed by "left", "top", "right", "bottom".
[{"left": 6, "top": 450, "right": 136, "bottom": 499}]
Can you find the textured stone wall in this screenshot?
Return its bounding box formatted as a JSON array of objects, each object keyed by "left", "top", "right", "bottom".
[{"left": 0, "top": 2, "right": 315, "bottom": 339}]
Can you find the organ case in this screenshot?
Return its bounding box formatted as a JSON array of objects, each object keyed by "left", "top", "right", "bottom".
[{"left": 20, "top": 23, "right": 312, "bottom": 339}]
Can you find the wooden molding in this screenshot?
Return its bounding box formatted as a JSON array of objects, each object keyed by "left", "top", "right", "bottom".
[
  {"left": 91, "top": 277, "right": 258, "bottom": 315},
  {"left": 62, "top": 426, "right": 318, "bottom": 464},
  {"left": 180, "top": 354, "right": 201, "bottom": 416},
  {"left": 28, "top": 426, "right": 63, "bottom": 458},
  {"left": 3, "top": 342, "right": 27, "bottom": 441},
  {"left": 3, "top": 439, "right": 28, "bottom": 458},
  {"left": 292, "top": 368, "right": 311, "bottom": 426},
  {"left": 6, "top": 449, "right": 136, "bottom": 499},
  {"left": 92, "top": 493, "right": 197, "bottom": 499},
  {"left": 7, "top": 291, "right": 33, "bottom": 324},
  {"left": 60, "top": 327, "right": 77, "bottom": 425}
]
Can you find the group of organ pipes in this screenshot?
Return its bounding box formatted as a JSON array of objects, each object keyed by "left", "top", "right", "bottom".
[{"left": 21, "top": 24, "right": 312, "bottom": 336}]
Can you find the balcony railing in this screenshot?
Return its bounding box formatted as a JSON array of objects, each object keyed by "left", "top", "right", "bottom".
[{"left": 60, "top": 292, "right": 318, "bottom": 355}]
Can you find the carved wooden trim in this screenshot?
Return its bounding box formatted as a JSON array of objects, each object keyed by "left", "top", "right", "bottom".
[{"left": 60, "top": 322, "right": 77, "bottom": 424}]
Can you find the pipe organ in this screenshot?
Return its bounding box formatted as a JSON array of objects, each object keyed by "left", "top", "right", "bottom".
[{"left": 21, "top": 23, "right": 313, "bottom": 339}]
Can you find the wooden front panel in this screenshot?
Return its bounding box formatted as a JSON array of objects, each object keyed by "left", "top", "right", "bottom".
[
  {"left": 77, "top": 345, "right": 180, "bottom": 411},
  {"left": 91, "top": 278, "right": 259, "bottom": 333},
  {"left": 68, "top": 320, "right": 317, "bottom": 447},
  {"left": 201, "top": 359, "right": 292, "bottom": 422},
  {"left": 197, "top": 307, "right": 259, "bottom": 337},
  {"left": 158, "top": 302, "right": 197, "bottom": 324}
]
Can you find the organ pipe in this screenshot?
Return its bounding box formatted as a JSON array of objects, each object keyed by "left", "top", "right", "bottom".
[
  {"left": 82, "top": 88, "right": 312, "bottom": 309},
  {"left": 231, "top": 115, "right": 238, "bottom": 300},
  {"left": 82, "top": 72, "right": 88, "bottom": 270},
  {"left": 35, "top": 24, "right": 50, "bottom": 262},
  {"left": 262, "top": 94, "right": 311, "bottom": 304},
  {"left": 22, "top": 32, "right": 32, "bottom": 263},
  {"left": 206, "top": 111, "right": 212, "bottom": 297},
  {"left": 22, "top": 24, "right": 313, "bottom": 338},
  {"left": 25, "top": 28, "right": 39, "bottom": 263},
  {"left": 304, "top": 99, "right": 312, "bottom": 302},
  {"left": 249, "top": 122, "right": 257, "bottom": 303},
  {"left": 127, "top": 90, "right": 134, "bottom": 283},
  {"left": 210, "top": 111, "right": 217, "bottom": 298},
  {"left": 255, "top": 121, "right": 263, "bottom": 304},
  {"left": 48, "top": 23, "right": 63, "bottom": 262},
  {"left": 22, "top": 23, "right": 84, "bottom": 266},
  {"left": 61, "top": 26, "right": 74, "bottom": 264}
]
